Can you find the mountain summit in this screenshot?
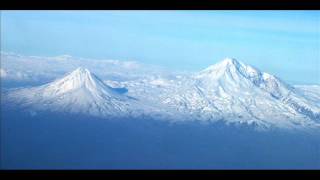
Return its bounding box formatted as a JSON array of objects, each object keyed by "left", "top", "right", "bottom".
[
  {"left": 44, "top": 67, "right": 103, "bottom": 94},
  {"left": 197, "top": 58, "right": 264, "bottom": 84},
  {"left": 195, "top": 58, "right": 293, "bottom": 97},
  {"left": 43, "top": 67, "right": 117, "bottom": 97}
]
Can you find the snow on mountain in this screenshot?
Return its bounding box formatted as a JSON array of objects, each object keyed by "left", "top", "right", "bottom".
[
  {"left": 193, "top": 58, "right": 319, "bottom": 127},
  {"left": 2, "top": 58, "right": 320, "bottom": 131},
  {"left": 288, "top": 85, "right": 320, "bottom": 119},
  {"left": 294, "top": 85, "right": 320, "bottom": 104},
  {"left": 122, "top": 58, "right": 320, "bottom": 130},
  {"left": 3, "top": 67, "right": 169, "bottom": 119},
  {"left": 195, "top": 58, "right": 292, "bottom": 97}
]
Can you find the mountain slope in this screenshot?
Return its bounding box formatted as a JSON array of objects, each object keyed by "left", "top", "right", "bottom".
[
  {"left": 3, "top": 68, "right": 154, "bottom": 118},
  {"left": 194, "top": 58, "right": 319, "bottom": 128},
  {"left": 122, "top": 58, "right": 320, "bottom": 130},
  {"left": 2, "top": 59, "right": 320, "bottom": 130}
]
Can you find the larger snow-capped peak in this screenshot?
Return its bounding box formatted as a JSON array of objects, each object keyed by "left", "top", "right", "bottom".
[
  {"left": 194, "top": 58, "right": 292, "bottom": 95},
  {"left": 196, "top": 58, "right": 262, "bottom": 81}
]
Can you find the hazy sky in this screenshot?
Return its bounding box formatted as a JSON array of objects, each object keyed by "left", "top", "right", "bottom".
[{"left": 1, "top": 10, "right": 319, "bottom": 84}]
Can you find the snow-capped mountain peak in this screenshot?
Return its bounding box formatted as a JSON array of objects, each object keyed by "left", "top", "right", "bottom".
[
  {"left": 194, "top": 58, "right": 297, "bottom": 100},
  {"left": 200, "top": 57, "right": 239, "bottom": 72},
  {"left": 4, "top": 67, "right": 140, "bottom": 117},
  {"left": 44, "top": 67, "right": 110, "bottom": 96},
  {"left": 195, "top": 58, "right": 264, "bottom": 90},
  {"left": 196, "top": 58, "right": 261, "bottom": 80}
]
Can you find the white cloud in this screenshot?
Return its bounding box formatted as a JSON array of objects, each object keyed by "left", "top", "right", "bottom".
[
  {"left": 0, "top": 68, "right": 7, "bottom": 78},
  {"left": 0, "top": 52, "right": 177, "bottom": 84}
]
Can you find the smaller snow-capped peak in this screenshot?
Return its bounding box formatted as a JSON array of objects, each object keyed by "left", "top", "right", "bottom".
[
  {"left": 4, "top": 67, "right": 144, "bottom": 118},
  {"left": 70, "top": 67, "right": 91, "bottom": 77},
  {"left": 43, "top": 67, "right": 111, "bottom": 96}
]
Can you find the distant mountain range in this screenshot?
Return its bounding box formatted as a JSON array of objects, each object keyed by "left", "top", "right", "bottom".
[{"left": 2, "top": 58, "right": 320, "bottom": 131}]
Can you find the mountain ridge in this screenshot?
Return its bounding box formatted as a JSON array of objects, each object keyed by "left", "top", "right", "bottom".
[{"left": 2, "top": 58, "right": 320, "bottom": 131}]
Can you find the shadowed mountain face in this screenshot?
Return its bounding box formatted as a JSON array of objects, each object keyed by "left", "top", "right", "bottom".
[
  {"left": 3, "top": 58, "right": 319, "bottom": 130},
  {"left": 1, "top": 108, "right": 320, "bottom": 169}
]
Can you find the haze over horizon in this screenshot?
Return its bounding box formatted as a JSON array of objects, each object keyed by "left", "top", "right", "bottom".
[{"left": 1, "top": 10, "right": 319, "bottom": 84}]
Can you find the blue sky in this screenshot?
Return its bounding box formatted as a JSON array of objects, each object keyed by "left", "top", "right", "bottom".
[{"left": 1, "top": 10, "right": 319, "bottom": 84}]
